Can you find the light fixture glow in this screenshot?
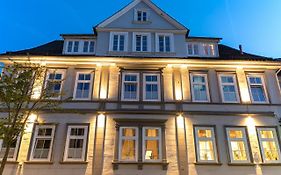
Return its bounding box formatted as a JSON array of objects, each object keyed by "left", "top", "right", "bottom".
[
  {"left": 177, "top": 114, "right": 185, "bottom": 129},
  {"left": 97, "top": 113, "right": 106, "bottom": 128},
  {"left": 246, "top": 116, "right": 256, "bottom": 135},
  {"left": 26, "top": 113, "right": 37, "bottom": 132}
]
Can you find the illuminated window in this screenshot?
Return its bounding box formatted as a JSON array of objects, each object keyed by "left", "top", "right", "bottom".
[
  {"left": 45, "top": 69, "right": 65, "bottom": 99},
  {"left": 63, "top": 125, "right": 89, "bottom": 162},
  {"left": 73, "top": 72, "right": 94, "bottom": 100},
  {"left": 218, "top": 74, "right": 240, "bottom": 103},
  {"left": 119, "top": 127, "right": 138, "bottom": 161},
  {"left": 257, "top": 127, "right": 281, "bottom": 163},
  {"left": 110, "top": 32, "right": 128, "bottom": 52},
  {"left": 247, "top": 75, "right": 268, "bottom": 103},
  {"left": 194, "top": 126, "right": 218, "bottom": 163},
  {"left": 133, "top": 33, "right": 151, "bottom": 52},
  {"left": 121, "top": 73, "right": 139, "bottom": 101},
  {"left": 30, "top": 125, "right": 56, "bottom": 161},
  {"left": 226, "top": 127, "right": 251, "bottom": 163},
  {"left": 83, "top": 41, "right": 95, "bottom": 53},
  {"left": 0, "top": 133, "right": 21, "bottom": 161},
  {"left": 190, "top": 73, "right": 210, "bottom": 102},
  {"left": 156, "top": 33, "right": 174, "bottom": 53},
  {"left": 203, "top": 43, "right": 215, "bottom": 56},
  {"left": 143, "top": 127, "right": 162, "bottom": 162},
  {"left": 143, "top": 74, "right": 161, "bottom": 101}
]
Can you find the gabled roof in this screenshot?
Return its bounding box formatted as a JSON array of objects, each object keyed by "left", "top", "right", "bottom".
[
  {"left": 1, "top": 40, "right": 277, "bottom": 62},
  {"left": 96, "top": 0, "right": 188, "bottom": 32}
]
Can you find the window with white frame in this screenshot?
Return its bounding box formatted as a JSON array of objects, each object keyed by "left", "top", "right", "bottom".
[
  {"left": 119, "top": 127, "right": 138, "bottom": 161},
  {"left": 203, "top": 43, "right": 215, "bottom": 56},
  {"left": 45, "top": 69, "right": 65, "bottom": 99},
  {"left": 83, "top": 41, "right": 95, "bottom": 53},
  {"left": 30, "top": 125, "right": 56, "bottom": 161},
  {"left": 143, "top": 127, "right": 162, "bottom": 162},
  {"left": 143, "top": 74, "right": 160, "bottom": 101},
  {"left": 110, "top": 32, "right": 128, "bottom": 52},
  {"left": 194, "top": 126, "right": 218, "bottom": 163},
  {"left": 67, "top": 41, "right": 79, "bottom": 53},
  {"left": 257, "top": 127, "right": 281, "bottom": 163},
  {"left": 226, "top": 127, "right": 251, "bottom": 163},
  {"left": 190, "top": 73, "right": 210, "bottom": 102},
  {"left": 218, "top": 74, "right": 240, "bottom": 103},
  {"left": 247, "top": 75, "right": 268, "bottom": 103},
  {"left": 121, "top": 73, "right": 139, "bottom": 101},
  {"left": 156, "top": 33, "right": 174, "bottom": 53},
  {"left": 133, "top": 33, "right": 151, "bottom": 52},
  {"left": 0, "top": 134, "right": 21, "bottom": 161},
  {"left": 134, "top": 9, "right": 149, "bottom": 22},
  {"left": 63, "top": 125, "right": 89, "bottom": 162},
  {"left": 187, "top": 43, "right": 199, "bottom": 56},
  {"left": 278, "top": 73, "right": 281, "bottom": 92},
  {"left": 73, "top": 72, "right": 94, "bottom": 100}
]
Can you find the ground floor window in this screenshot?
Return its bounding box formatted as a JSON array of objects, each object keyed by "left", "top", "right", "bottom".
[
  {"left": 0, "top": 136, "right": 21, "bottom": 161},
  {"left": 194, "top": 126, "right": 218, "bottom": 163},
  {"left": 257, "top": 127, "right": 281, "bottom": 163}
]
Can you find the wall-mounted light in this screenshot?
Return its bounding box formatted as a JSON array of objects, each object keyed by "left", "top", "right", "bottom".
[{"left": 97, "top": 113, "right": 106, "bottom": 128}]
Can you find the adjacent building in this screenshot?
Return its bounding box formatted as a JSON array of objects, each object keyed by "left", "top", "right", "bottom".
[{"left": 1, "top": 0, "right": 281, "bottom": 175}]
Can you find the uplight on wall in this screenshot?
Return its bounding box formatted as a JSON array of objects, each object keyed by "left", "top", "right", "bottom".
[
  {"left": 176, "top": 114, "right": 185, "bottom": 129},
  {"left": 97, "top": 113, "right": 106, "bottom": 128},
  {"left": 100, "top": 88, "right": 107, "bottom": 99},
  {"left": 26, "top": 113, "right": 38, "bottom": 132},
  {"left": 246, "top": 116, "right": 256, "bottom": 135}
]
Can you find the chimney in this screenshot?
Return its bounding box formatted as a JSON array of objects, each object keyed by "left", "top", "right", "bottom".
[{"left": 239, "top": 44, "right": 244, "bottom": 55}]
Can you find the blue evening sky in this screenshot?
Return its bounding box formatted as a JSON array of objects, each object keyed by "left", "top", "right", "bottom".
[{"left": 0, "top": 0, "right": 280, "bottom": 58}]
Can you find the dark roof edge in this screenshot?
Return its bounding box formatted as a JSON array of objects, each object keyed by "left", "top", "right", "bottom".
[{"left": 187, "top": 36, "right": 222, "bottom": 40}]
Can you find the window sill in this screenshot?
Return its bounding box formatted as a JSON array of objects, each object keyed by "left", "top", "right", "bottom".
[
  {"left": 24, "top": 161, "right": 54, "bottom": 164},
  {"left": 112, "top": 161, "right": 169, "bottom": 170},
  {"left": 194, "top": 162, "right": 222, "bottom": 166},
  {"left": 259, "top": 163, "right": 281, "bottom": 166},
  {"left": 228, "top": 163, "right": 255, "bottom": 166},
  {"left": 59, "top": 161, "right": 88, "bottom": 164},
  {"left": 0, "top": 161, "right": 19, "bottom": 164}
]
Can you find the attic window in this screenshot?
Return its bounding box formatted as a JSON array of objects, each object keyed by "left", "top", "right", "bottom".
[{"left": 134, "top": 9, "right": 149, "bottom": 22}]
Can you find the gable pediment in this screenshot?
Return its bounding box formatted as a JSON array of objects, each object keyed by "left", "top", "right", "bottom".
[{"left": 96, "top": 0, "right": 188, "bottom": 31}]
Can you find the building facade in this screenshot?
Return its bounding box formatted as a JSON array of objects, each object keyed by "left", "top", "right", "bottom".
[{"left": 1, "top": 0, "right": 281, "bottom": 175}]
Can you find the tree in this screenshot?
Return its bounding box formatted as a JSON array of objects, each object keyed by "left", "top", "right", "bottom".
[{"left": 0, "top": 60, "right": 64, "bottom": 175}]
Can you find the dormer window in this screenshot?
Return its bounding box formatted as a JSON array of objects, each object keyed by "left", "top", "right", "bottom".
[
  {"left": 203, "top": 43, "right": 215, "bottom": 56},
  {"left": 187, "top": 42, "right": 218, "bottom": 57},
  {"left": 65, "top": 40, "right": 95, "bottom": 54},
  {"left": 83, "top": 41, "right": 95, "bottom": 53},
  {"left": 67, "top": 41, "right": 79, "bottom": 53},
  {"left": 134, "top": 9, "right": 149, "bottom": 23}
]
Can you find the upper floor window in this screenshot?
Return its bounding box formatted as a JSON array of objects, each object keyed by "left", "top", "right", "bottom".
[
  {"left": 133, "top": 33, "right": 151, "bottom": 52},
  {"left": 30, "top": 125, "right": 56, "bottom": 161},
  {"left": 143, "top": 74, "right": 161, "bottom": 101},
  {"left": 246, "top": 74, "right": 268, "bottom": 103},
  {"left": 63, "top": 125, "right": 89, "bottom": 162},
  {"left": 73, "top": 72, "right": 94, "bottom": 100},
  {"left": 225, "top": 127, "right": 251, "bottom": 163},
  {"left": 83, "top": 41, "right": 95, "bottom": 53},
  {"left": 45, "top": 69, "right": 65, "bottom": 99},
  {"left": 194, "top": 126, "right": 218, "bottom": 163},
  {"left": 190, "top": 73, "right": 210, "bottom": 102},
  {"left": 109, "top": 32, "right": 128, "bottom": 52},
  {"left": 218, "top": 74, "right": 240, "bottom": 103},
  {"left": 257, "top": 127, "right": 281, "bottom": 163},
  {"left": 121, "top": 73, "right": 139, "bottom": 101},
  {"left": 187, "top": 43, "right": 199, "bottom": 56},
  {"left": 67, "top": 41, "right": 79, "bottom": 53},
  {"left": 156, "top": 33, "right": 174, "bottom": 53},
  {"left": 134, "top": 9, "right": 149, "bottom": 22}
]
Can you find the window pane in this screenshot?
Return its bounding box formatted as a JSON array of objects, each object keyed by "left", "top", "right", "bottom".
[
  {"left": 250, "top": 77, "right": 262, "bottom": 84},
  {"left": 124, "top": 84, "right": 137, "bottom": 99},
  {"left": 223, "top": 85, "right": 237, "bottom": 102},
  {"left": 71, "top": 128, "right": 85, "bottom": 136},
  {"left": 142, "top": 35, "right": 147, "bottom": 51},
  {"left": 125, "top": 75, "right": 137, "bottom": 81},
  {"left": 146, "top": 84, "right": 158, "bottom": 100},
  {"left": 113, "top": 35, "right": 119, "bottom": 51},
  {"left": 122, "top": 128, "right": 136, "bottom": 137},
  {"left": 121, "top": 140, "right": 136, "bottom": 160},
  {"left": 89, "top": 41, "right": 95, "bottom": 53},
  {"left": 165, "top": 36, "right": 170, "bottom": 52},
  {"left": 38, "top": 128, "right": 52, "bottom": 136},
  {"left": 194, "top": 44, "right": 199, "bottom": 55},
  {"left": 74, "top": 41, "right": 79, "bottom": 52},
  {"left": 67, "top": 41, "right": 73, "bottom": 52},
  {"left": 159, "top": 36, "right": 164, "bottom": 52},
  {"left": 221, "top": 76, "right": 234, "bottom": 83},
  {"left": 68, "top": 139, "right": 83, "bottom": 159},
  {"left": 145, "top": 129, "right": 159, "bottom": 137},
  {"left": 193, "top": 76, "right": 205, "bottom": 83},
  {"left": 137, "top": 11, "right": 142, "bottom": 21},
  {"left": 229, "top": 130, "right": 243, "bottom": 138},
  {"left": 262, "top": 141, "right": 280, "bottom": 161},
  {"left": 251, "top": 86, "right": 266, "bottom": 102},
  {"left": 83, "top": 41, "right": 89, "bottom": 52},
  {"left": 144, "top": 140, "right": 159, "bottom": 160},
  {"left": 231, "top": 141, "right": 248, "bottom": 161},
  {"left": 119, "top": 35, "right": 125, "bottom": 51},
  {"left": 193, "top": 84, "right": 208, "bottom": 101},
  {"left": 33, "top": 139, "right": 51, "bottom": 159},
  {"left": 0, "top": 139, "right": 17, "bottom": 159},
  {"left": 199, "top": 141, "right": 215, "bottom": 160},
  {"left": 198, "top": 129, "right": 212, "bottom": 138},
  {"left": 146, "top": 75, "right": 157, "bottom": 82}
]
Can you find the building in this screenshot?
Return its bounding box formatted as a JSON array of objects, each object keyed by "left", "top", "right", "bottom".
[{"left": 1, "top": 0, "right": 281, "bottom": 175}]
